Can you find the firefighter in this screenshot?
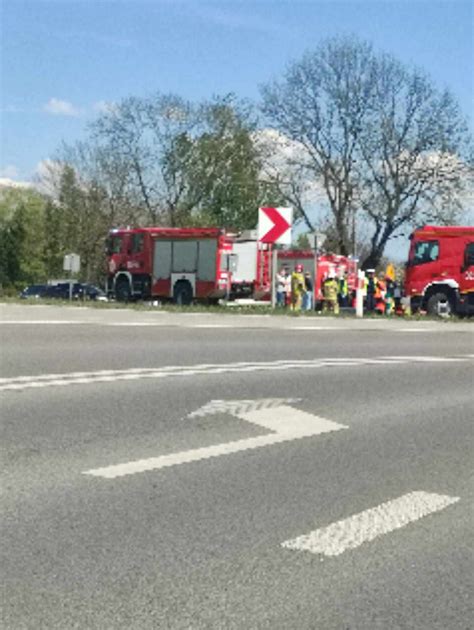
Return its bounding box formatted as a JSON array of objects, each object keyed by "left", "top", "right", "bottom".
[
  {"left": 291, "top": 264, "right": 306, "bottom": 311},
  {"left": 374, "top": 272, "right": 387, "bottom": 314},
  {"left": 385, "top": 274, "right": 395, "bottom": 315},
  {"left": 365, "top": 269, "right": 377, "bottom": 312},
  {"left": 275, "top": 268, "right": 287, "bottom": 307},
  {"left": 338, "top": 270, "right": 349, "bottom": 308},
  {"left": 322, "top": 272, "right": 340, "bottom": 314},
  {"left": 384, "top": 264, "right": 396, "bottom": 315},
  {"left": 303, "top": 272, "right": 313, "bottom": 311}
]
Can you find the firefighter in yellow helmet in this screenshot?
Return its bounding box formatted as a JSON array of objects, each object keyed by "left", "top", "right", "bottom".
[
  {"left": 291, "top": 264, "right": 306, "bottom": 311},
  {"left": 322, "top": 271, "right": 340, "bottom": 315}
]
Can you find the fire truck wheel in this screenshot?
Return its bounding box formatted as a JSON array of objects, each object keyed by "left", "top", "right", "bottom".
[
  {"left": 173, "top": 281, "right": 193, "bottom": 306},
  {"left": 426, "top": 292, "right": 453, "bottom": 317},
  {"left": 115, "top": 277, "right": 132, "bottom": 302}
]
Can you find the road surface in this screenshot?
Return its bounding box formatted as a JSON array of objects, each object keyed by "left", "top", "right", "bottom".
[{"left": 1, "top": 303, "right": 473, "bottom": 629}]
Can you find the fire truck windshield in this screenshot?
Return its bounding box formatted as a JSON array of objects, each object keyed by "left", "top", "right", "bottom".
[
  {"left": 411, "top": 240, "right": 439, "bottom": 266},
  {"left": 106, "top": 235, "right": 123, "bottom": 255}
]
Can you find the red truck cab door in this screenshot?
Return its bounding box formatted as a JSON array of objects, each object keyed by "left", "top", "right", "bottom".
[
  {"left": 126, "top": 232, "right": 146, "bottom": 272},
  {"left": 106, "top": 233, "right": 125, "bottom": 274},
  {"left": 460, "top": 241, "right": 474, "bottom": 311}
]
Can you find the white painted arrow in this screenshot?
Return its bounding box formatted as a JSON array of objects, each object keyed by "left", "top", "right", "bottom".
[
  {"left": 84, "top": 400, "right": 347, "bottom": 479},
  {"left": 187, "top": 398, "right": 302, "bottom": 418}
]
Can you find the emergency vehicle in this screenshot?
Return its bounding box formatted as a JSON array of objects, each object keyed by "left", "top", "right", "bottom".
[
  {"left": 229, "top": 231, "right": 358, "bottom": 306},
  {"left": 105, "top": 227, "right": 233, "bottom": 304},
  {"left": 405, "top": 225, "right": 474, "bottom": 316},
  {"left": 229, "top": 230, "right": 271, "bottom": 299},
  {"left": 277, "top": 250, "right": 358, "bottom": 307}
]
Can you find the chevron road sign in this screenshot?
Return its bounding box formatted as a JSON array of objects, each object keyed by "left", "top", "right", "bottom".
[{"left": 258, "top": 207, "right": 293, "bottom": 245}]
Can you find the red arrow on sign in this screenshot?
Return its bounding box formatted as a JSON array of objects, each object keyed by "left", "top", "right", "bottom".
[{"left": 259, "top": 207, "right": 291, "bottom": 244}]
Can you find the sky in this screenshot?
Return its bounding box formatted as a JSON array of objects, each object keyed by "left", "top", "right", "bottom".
[{"left": 2, "top": 0, "right": 473, "bottom": 183}]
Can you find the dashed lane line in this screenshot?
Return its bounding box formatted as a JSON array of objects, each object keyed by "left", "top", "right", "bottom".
[
  {"left": 379, "top": 355, "right": 468, "bottom": 362},
  {"left": 281, "top": 491, "right": 459, "bottom": 557},
  {"left": 0, "top": 320, "right": 84, "bottom": 325},
  {"left": 0, "top": 355, "right": 472, "bottom": 392},
  {"left": 0, "top": 320, "right": 467, "bottom": 334}
]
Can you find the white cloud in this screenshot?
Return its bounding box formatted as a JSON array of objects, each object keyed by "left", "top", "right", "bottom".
[
  {"left": 43, "top": 98, "right": 81, "bottom": 117},
  {"left": 0, "top": 178, "right": 31, "bottom": 190},
  {"left": 0, "top": 165, "right": 19, "bottom": 179}
]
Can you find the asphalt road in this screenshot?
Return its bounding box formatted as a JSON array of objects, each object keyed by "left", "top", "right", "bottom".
[{"left": 1, "top": 304, "right": 473, "bottom": 629}]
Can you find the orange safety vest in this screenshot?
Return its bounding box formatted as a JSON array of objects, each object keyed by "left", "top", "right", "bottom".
[{"left": 374, "top": 279, "right": 386, "bottom": 299}]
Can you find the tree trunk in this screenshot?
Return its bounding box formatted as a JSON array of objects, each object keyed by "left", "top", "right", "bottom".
[
  {"left": 335, "top": 210, "right": 350, "bottom": 255},
  {"left": 362, "top": 224, "right": 394, "bottom": 269}
]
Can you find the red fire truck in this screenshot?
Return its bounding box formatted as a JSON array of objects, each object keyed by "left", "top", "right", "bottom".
[
  {"left": 277, "top": 250, "right": 358, "bottom": 306},
  {"left": 405, "top": 225, "right": 474, "bottom": 316},
  {"left": 105, "top": 227, "right": 233, "bottom": 304},
  {"left": 229, "top": 231, "right": 358, "bottom": 306}
]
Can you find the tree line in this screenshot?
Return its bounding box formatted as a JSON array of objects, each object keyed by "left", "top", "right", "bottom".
[{"left": 1, "top": 36, "right": 472, "bottom": 288}]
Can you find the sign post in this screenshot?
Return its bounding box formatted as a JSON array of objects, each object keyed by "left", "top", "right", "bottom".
[
  {"left": 258, "top": 207, "right": 293, "bottom": 308},
  {"left": 271, "top": 248, "right": 278, "bottom": 308},
  {"left": 308, "top": 231, "right": 324, "bottom": 309},
  {"left": 63, "top": 253, "right": 81, "bottom": 301},
  {"left": 356, "top": 269, "right": 365, "bottom": 318}
]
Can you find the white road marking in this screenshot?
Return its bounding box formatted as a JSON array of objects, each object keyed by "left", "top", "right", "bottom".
[
  {"left": 110, "top": 322, "right": 233, "bottom": 328},
  {"left": 108, "top": 322, "right": 166, "bottom": 327},
  {"left": 0, "top": 319, "right": 466, "bottom": 335},
  {"left": 281, "top": 491, "right": 459, "bottom": 557},
  {"left": 83, "top": 405, "right": 347, "bottom": 478},
  {"left": 191, "top": 324, "right": 234, "bottom": 328},
  {"left": 0, "top": 320, "right": 84, "bottom": 325},
  {"left": 238, "top": 406, "right": 345, "bottom": 437},
  {"left": 290, "top": 326, "right": 337, "bottom": 331},
  {"left": 395, "top": 328, "right": 439, "bottom": 333},
  {"left": 1, "top": 355, "right": 472, "bottom": 392},
  {"left": 188, "top": 398, "right": 302, "bottom": 418},
  {"left": 380, "top": 355, "right": 466, "bottom": 362}
]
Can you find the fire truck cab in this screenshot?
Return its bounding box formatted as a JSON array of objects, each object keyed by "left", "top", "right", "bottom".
[
  {"left": 405, "top": 225, "right": 474, "bottom": 316},
  {"left": 105, "top": 227, "right": 233, "bottom": 304}
]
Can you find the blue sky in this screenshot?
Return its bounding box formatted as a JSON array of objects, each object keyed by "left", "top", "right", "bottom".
[{"left": 1, "top": 0, "right": 473, "bottom": 182}]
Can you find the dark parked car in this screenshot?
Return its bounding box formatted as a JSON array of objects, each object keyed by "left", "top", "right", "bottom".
[
  {"left": 20, "top": 283, "right": 107, "bottom": 301},
  {"left": 19, "top": 284, "right": 49, "bottom": 299},
  {"left": 47, "top": 283, "right": 108, "bottom": 301}
]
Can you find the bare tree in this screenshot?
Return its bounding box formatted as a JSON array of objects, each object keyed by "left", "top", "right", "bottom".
[
  {"left": 58, "top": 141, "right": 140, "bottom": 228},
  {"left": 261, "top": 37, "right": 378, "bottom": 255},
  {"left": 91, "top": 94, "right": 198, "bottom": 225},
  {"left": 261, "top": 37, "right": 472, "bottom": 265},
  {"left": 357, "top": 55, "right": 472, "bottom": 268},
  {"left": 86, "top": 93, "right": 271, "bottom": 229}
]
